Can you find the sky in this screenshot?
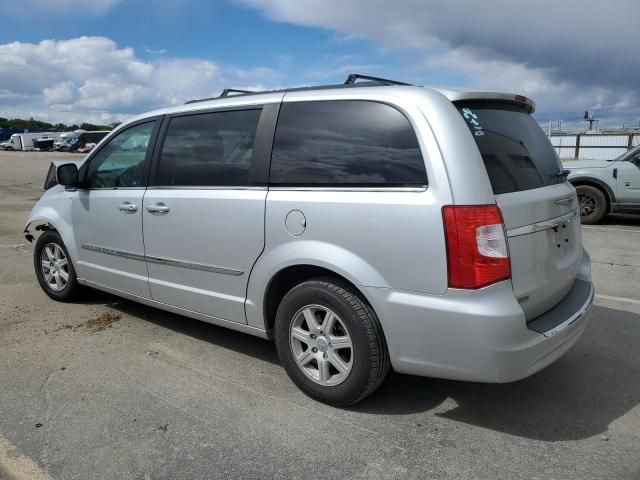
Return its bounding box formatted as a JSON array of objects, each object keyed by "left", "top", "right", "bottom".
[{"left": 0, "top": 0, "right": 638, "bottom": 130}]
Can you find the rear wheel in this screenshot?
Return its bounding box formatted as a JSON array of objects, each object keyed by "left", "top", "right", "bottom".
[
  {"left": 34, "top": 231, "right": 82, "bottom": 301},
  {"left": 274, "top": 278, "right": 390, "bottom": 406},
  {"left": 576, "top": 185, "right": 607, "bottom": 224}
]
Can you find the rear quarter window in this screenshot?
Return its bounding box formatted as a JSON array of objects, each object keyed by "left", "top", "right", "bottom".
[
  {"left": 457, "top": 102, "right": 564, "bottom": 194},
  {"left": 269, "top": 100, "right": 427, "bottom": 187}
]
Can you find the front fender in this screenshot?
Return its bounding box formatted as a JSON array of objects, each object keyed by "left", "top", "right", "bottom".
[
  {"left": 568, "top": 172, "right": 617, "bottom": 203},
  {"left": 244, "top": 240, "right": 388, "bottom": 330},
  {"left": 24, "top": 189, "right": 79, "bottom": 266}
]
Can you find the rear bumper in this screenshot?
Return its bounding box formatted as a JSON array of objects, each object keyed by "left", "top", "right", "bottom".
[{"left": 365, "top": 249, "right": 593, "bottom": 383}]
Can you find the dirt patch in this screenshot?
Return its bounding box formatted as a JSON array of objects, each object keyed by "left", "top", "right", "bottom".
[
  {"left": 54, "top": 312, "right": 122, "bottom": 333},
  {"left": 85, "top": 312, "right": 121, "bottom": 332}
]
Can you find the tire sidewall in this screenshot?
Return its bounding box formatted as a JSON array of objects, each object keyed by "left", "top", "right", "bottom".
[
  {"left": 576, "top": 185, "right": 606, "bottom": 224},
  {"left": 274, "top": 281, "right": 374, "bottom": 405},
  {"left": 34, "top": 231, "right": 79, "bottom": 301}
]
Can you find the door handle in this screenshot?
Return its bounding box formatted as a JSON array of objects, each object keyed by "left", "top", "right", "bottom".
[
  {"left": 554, "top": 196, "right": 574, "bottom": 206},
  {"left": 118, "top": 202, "right": 138, "bottom": 213},
  {"left": 146, "top": 203, "right": 170, "bottom": 215}
]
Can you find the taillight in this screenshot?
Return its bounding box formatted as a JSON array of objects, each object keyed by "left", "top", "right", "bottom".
[{"left": 442, "top": 204, "right": 511, "bottom": 289}]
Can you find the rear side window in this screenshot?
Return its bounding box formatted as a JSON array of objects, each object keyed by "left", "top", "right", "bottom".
[
  {"left": 156, "top": 109, "right": 261, "bottom": 187},
  {"left": 269, "top": 100, "right": 427, "bottom": 187},
  {"left": 457, "top": 102, "right": 563, "bottom": 194}
]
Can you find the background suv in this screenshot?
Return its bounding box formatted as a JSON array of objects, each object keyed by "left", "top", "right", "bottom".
[
  {"left": 563, "top": 145, "right": 640, "bottom": 224},
  {"left": 25, "top": 75, "right": 594, "bottom": 405}
]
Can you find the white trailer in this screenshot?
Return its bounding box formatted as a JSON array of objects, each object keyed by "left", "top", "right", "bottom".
[{"left": 3, "top": 132, "right": 56, "bottom": 151}]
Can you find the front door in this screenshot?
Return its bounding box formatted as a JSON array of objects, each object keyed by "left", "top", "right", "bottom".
[
  {"left": 616, "top": 154, "right": 640, "bottom": 203},
  {"left": 143, "top": 107, "right": 269, "bottom": 323},
  {"left": 71, "top": 119, "right": 160, "bottom": 298}
]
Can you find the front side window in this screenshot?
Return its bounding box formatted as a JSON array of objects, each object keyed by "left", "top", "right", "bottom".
[
  {"left": 269, "top": 100, "right": 427, "bottom": 187},
  {"left": 156, "top": 109, "right": 261, "bottom": 187},
  {"left": 85, "top": 122, "right": 154, "bottom": 189}
]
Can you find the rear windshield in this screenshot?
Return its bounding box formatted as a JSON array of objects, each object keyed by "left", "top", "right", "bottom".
[{"left": 457, "top": 102, "right": 564, "bottom": 194}]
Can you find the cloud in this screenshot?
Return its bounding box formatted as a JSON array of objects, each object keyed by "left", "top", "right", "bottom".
[
  {"left": 424, "top": 48, "right": 639, "bottom": 120},
  {"left": 143, "top": 47, "right": 167, "bottom": 56},
  {"left": 239, "top": 0, "right": 640, "bottom": 124},
  {"left": 0, "top": 36, "right": 281, "bottom": 124},
  {"left": 43, "top": 81, "right": 77, "bottom": 105}
]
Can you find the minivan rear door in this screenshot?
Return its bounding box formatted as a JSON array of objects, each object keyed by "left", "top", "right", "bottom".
[{"left": 457, "top": 102, "right": 583, "bottom": 320}]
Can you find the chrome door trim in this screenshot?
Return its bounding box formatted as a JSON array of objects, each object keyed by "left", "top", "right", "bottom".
[
  {"left": 146, "top": 186, "right": 268, "bottom": 191},
  {"left": 81, "top": 244, "right": 243, "bottom": 276},
  {"left": 268, "top": 186, "right": 428, "bottom": 192},
  {"left": 506, "top": 209, "right": 579, "bottom": 238},
  {"left": 81, "top": 244, "right": 146, "bottom": 261},
  {"left": 145, "top": 255, "right": 243, "bottom": 276}
]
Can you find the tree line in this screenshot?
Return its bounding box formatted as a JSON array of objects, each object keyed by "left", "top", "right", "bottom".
[{"left": 0, "top": 117, "right": 116, "bottom": 131}]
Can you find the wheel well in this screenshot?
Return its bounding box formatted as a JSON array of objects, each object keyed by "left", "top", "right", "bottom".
[
  {"left": 572, "top": 180, "right": 612, "bottom": 212},
  {"left": 263, "top": 265, "right": 367, "bottom": 331}
]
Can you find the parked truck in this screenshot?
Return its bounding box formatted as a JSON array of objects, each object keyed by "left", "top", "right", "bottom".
[
  {"left": 55, "top": 130, "right": 110, "bottom": 152},
  {"left": 1, "top": 132, "right": 56, "bottom": 151}
]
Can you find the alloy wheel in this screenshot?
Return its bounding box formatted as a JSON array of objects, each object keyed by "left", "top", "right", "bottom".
[
  {"left": 577, "top": 192, "right": 596, "bottom": 217},
  {"left": 40, "top": 243, "right": 69, "bottom": 292},
  {"left": 289, "top": 304, "right": 354, "bottom": 386}
]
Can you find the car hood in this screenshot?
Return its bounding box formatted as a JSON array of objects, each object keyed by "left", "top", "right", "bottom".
[{"left": 562, "top": 159, "right": 613, "bottom": 169}]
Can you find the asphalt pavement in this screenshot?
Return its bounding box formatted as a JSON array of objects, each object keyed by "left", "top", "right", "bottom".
[{"left": 0, "top": 151, "right": 638, "bottom": 480}]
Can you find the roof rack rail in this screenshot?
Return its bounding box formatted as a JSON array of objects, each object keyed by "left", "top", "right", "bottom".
[
  {"left": 183, "top": 76, "right": 412, "bottom": 104},
  {"left": 184, "top": 88, "right": 257, "bottom": 104},
  {"left": 219, "top": 88, "right": 255, "bottom": 97},
  {"left": 344, "top": 73, "right": 412, "bottom": 86}
]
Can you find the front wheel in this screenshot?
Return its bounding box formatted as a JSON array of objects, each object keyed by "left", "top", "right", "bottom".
[
  {"left": 274, "top": 278, "right": 390, "bottom": 406},
  {"left": 576, "top": 185, "right": 607, "bottom": 224},
  {"left": 34, "top": 231, "right": 82, "bottom": 301}
]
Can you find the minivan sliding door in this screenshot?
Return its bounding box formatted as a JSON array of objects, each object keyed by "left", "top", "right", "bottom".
[{"left": 143, "top": 104, "right": 277, "bottom": 324}]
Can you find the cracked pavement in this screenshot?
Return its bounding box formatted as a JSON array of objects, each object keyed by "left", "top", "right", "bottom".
[{"left": 0, "top": 151, "right": 639, "bottom": 479}]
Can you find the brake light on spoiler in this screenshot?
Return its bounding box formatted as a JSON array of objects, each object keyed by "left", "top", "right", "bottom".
[{"left": 442, "top": 205, "right": 511, "bottom": 289}]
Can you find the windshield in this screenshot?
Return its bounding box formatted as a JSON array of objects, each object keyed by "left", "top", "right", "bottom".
[
  {"left": 457, "top": 102, "right": 564, "bottom": 195},
  {"left": 610, "top": 144, "right": 640, "bottom": 162}
]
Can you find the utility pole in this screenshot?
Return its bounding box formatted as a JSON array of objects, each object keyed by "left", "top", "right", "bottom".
[{"left": 584, "top": 110, "right": 598, "bottom": 131}]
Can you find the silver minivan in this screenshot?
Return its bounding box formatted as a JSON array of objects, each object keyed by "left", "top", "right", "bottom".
[{"left": 25, "top": 74, "right": 594, "bottom": 405}]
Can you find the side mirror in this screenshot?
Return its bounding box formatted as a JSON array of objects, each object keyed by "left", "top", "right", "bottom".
[
  {"left": 630, "top": 155, "right": 640, "bottom": 167},
  {"left": 57, "top": 163, "right": 79, "bottom": 187}
]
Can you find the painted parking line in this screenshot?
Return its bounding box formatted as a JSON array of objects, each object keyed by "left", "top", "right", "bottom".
[
  {"left": 596, "top": 293, "right": 640, "bottom": 306},
  {"left": 583, "top": 226, "right": 640, "bottom": 233},
  {"left": 0, "top": 433, "right": 51, "bottom": 480}
]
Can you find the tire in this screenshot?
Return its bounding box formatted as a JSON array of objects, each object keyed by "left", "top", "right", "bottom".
[
  {"left": 34, "top": 231, "right": 82, "bottom": 301},
  {"left": 274, "top": 278, "right": 390, "bottom": 406},
  {"left": 575, "top": 185, "right": 607, "bottom": 224}
]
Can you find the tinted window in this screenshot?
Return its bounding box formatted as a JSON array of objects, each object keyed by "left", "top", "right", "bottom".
[
  {"left": 269, "top": 101, "right": 426, "bottom": 186},
  {"left": 457, "top": 102, "right": 564, "bottom": 194},
  {"left": 156, "top": 109, "right": 261, "bottom": 187},
  {"left": 86, "top": 122, "right": 154, "bottom": 189}
]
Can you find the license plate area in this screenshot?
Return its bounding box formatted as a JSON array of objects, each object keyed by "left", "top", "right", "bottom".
[{"left": 552, "top": 220, "right": 574, "bottom": 254}]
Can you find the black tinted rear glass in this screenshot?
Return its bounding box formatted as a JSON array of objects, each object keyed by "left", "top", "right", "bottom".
[
  {"left": 157, "top": 109, "right": 260, "bottom": 187},
  {"left": 270, "top": 100, "right": 427, "bottom": 186},
  {"left": 457, "top": 102, "right": 563, "bottom": 194}
]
